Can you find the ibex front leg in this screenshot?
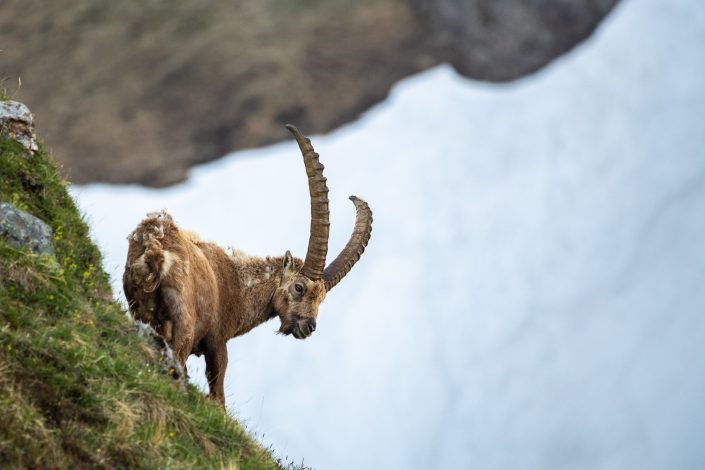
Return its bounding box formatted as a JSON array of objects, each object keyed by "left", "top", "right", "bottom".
[{"left": 204, "top": 340, "right": 228, "bottom": 406}]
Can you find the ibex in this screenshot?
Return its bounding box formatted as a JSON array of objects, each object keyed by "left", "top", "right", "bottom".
[{"left": 123, "top": 125, "right": 372, "bottom": 405}]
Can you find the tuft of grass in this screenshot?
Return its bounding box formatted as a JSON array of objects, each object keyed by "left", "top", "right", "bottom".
[
  {"left": 0, "top": 136, "right": 289, "bottom": 468},
  {"left": 0, "top": 76, "right": 12, "bottom": 101}
]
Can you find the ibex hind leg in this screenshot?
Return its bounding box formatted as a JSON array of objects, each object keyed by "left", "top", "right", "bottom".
[
  {"left": 204, "top": 340, "right": 228, "bottom": 407},
  {"left": 159, "top": 320, "right": 174, "bottom": 343},
  {"left": 161, "top": 286, "right": 194, "bottom": 369}
]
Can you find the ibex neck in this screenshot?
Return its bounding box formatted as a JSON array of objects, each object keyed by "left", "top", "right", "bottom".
[{"left": 231, "top": 253, "right": 301, "bottom": 336}]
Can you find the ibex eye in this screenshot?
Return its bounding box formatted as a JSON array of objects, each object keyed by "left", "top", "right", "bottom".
[{"left": 294, "top": 283, "right": 304, "bottom": 294}]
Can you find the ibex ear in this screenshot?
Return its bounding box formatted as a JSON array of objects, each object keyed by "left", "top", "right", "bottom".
[{"left": 282, "top": 250, "right": 294, "bottom": 276}]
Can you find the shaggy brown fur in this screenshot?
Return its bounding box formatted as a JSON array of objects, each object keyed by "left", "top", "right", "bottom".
[
  {"left": 123, "top": 126, "right": 372, "bottom": 406},
  {"left": 124, "top": 212, "right": 326, "bottom": 404}
]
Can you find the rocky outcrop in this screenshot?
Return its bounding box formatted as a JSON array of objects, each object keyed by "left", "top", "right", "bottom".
[
  {"left": 0, "top": 101, "right": 54, "bottom": 257},
  {"left": 0, "top": 101, "right": 38, "bottom": 155},
  {"left": 0, "top": 202, "right": 55, "bottom": 257},
  {"left": 0, "top": 0, "right": 618, "bottom": 186}
]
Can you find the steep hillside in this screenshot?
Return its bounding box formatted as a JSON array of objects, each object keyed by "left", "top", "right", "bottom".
[{"left": 0, "top": 98, "right": 288, "bottom": 469}]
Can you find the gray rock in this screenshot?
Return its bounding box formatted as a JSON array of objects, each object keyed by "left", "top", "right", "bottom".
[
  {"left": 413, "top": 0, "right": 621, "bottom": 81},
  {"left": 0, "top": 100, "right": 38, "bottom": 154},
  {"left": 0, "top": 202, "right": 55, "bottom": 256},
  {"left": 133, "top": 320, "right": 187, "bottom": 391}
]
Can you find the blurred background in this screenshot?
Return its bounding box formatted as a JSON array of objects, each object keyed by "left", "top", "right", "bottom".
[
  {"left": 1, "top": 0, "right": 617, "bottom": 187},
  {"left": 3, "top": 0, "right": 705, "bottom": 468}
]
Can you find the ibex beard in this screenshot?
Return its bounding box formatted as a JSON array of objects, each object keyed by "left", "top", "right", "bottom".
[{"left": 123, "top": 125, "right": 373, "bottom": 406}]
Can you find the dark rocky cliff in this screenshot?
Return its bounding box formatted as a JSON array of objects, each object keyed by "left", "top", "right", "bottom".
[{"left": 0, "top": 0, "right": 618, "bottom": 186}]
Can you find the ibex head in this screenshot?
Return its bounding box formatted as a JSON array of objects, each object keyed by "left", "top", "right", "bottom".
[{"left": 273, "top": 125, "right": 373, "bottom": 340}]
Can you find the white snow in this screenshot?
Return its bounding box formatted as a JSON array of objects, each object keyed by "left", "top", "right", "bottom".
[{"left": 71, "top": 0, "right": 705, "bottom": 468}]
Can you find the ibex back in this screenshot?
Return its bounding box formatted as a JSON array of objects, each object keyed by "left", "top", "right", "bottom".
[{"left": 123, "top": 125, "right": 373, "bottom": 405}]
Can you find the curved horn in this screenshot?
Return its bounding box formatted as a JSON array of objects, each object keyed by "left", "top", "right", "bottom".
[
  {"left": 323, "top": 196, "right": 373, "bottom": 291},
  {"left": 286, "top": 124, "right": 330, "bottom": 280}
]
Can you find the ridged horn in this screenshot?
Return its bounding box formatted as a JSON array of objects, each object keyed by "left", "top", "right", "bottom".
[
  {"left": 286, "top": 124, "right": 330, "bottom": 280},
  {"left": 323, "top": 196, "right": 373, "bottom": 291}
]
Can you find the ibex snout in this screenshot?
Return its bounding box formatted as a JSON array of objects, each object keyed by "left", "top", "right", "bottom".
[
  {"left": 292, "top": 317, "right": 316, "bottom": 339},
  {"left": 278, "top": 314, "right": 317, "bottom": 339}
]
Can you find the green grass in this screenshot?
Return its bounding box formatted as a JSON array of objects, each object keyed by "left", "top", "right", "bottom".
[
  {"left": 1, "top": 78, "right": 13, "bottom": 101},
  {"left": 0, "top": 136, "right": 289, "bottom": 468}
]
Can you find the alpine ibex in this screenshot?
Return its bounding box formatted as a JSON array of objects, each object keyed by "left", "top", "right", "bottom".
[{"left": 123, "top": 125, "right": 373, "bottom": 405}]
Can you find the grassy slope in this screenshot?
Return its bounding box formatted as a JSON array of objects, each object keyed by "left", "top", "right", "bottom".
[{"left": 0, "top": 110, "right": 287, "bottom": 468}]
